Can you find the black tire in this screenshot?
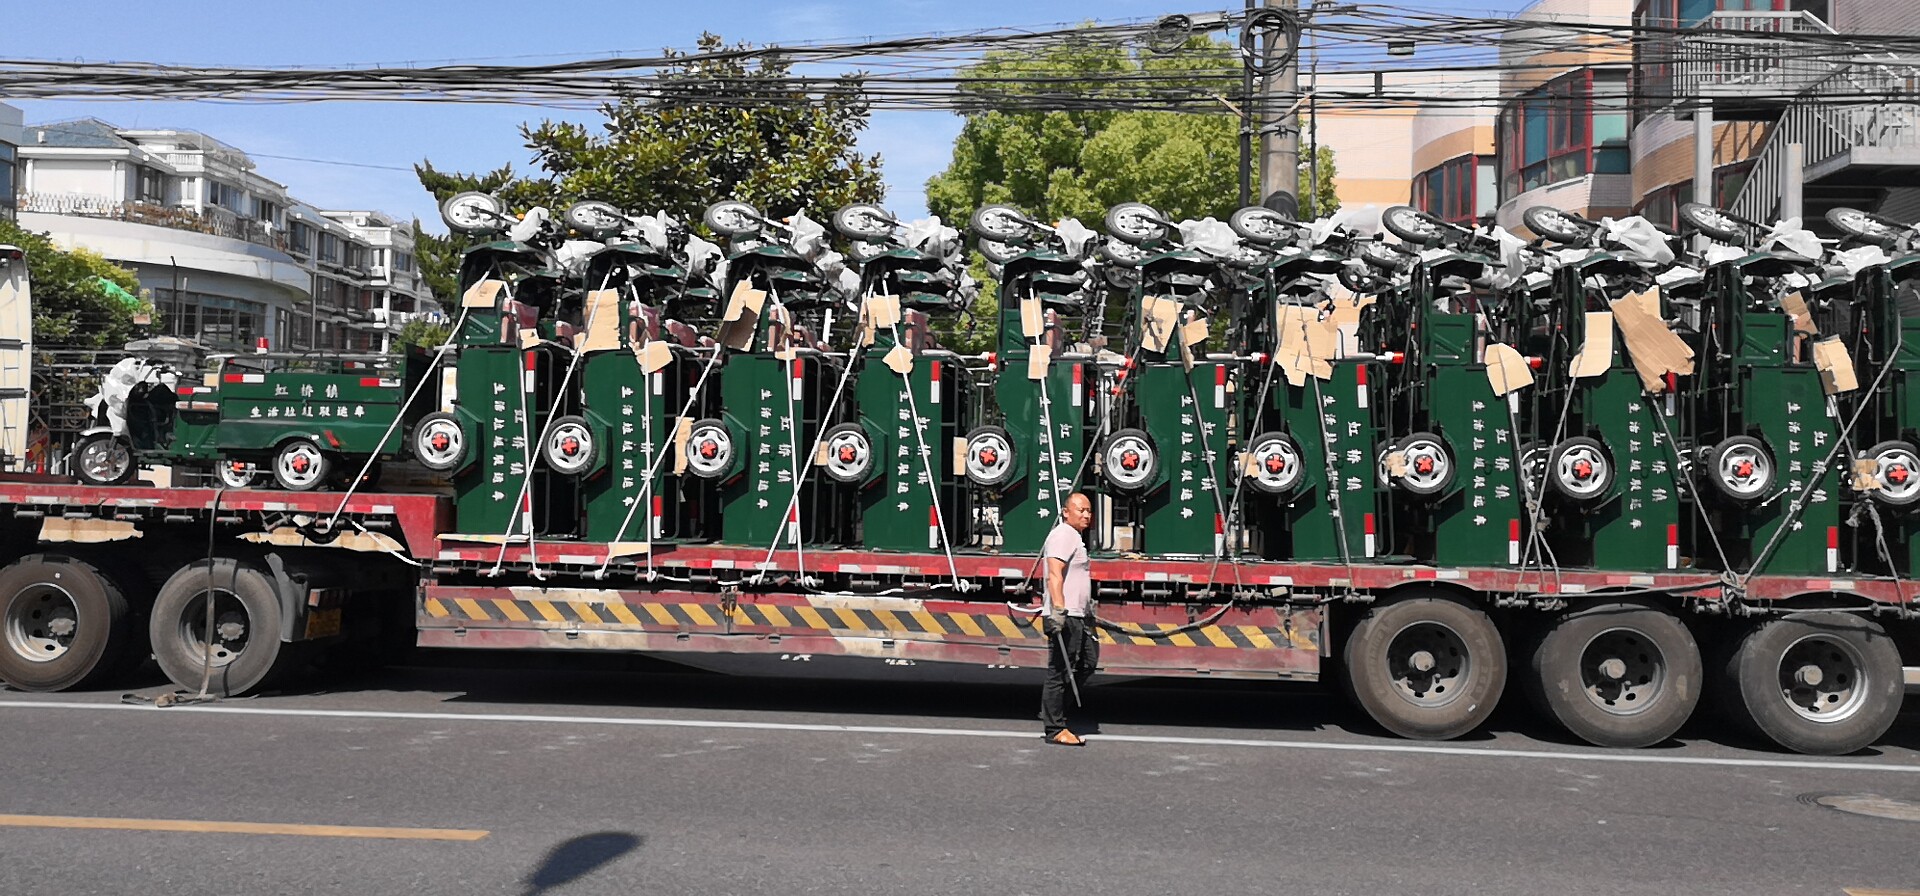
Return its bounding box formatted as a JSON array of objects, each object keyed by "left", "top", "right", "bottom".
[
  {"left": 1381, "top": 205, "right": 1447, "bottom": 247},
  {"left": 1525, "top": 602, "right": 1702, "bottom": 748},
  {"left": 1385, "top": 432, "right": 1455, "bottom": 498},
  {"left": 832, "top": 203, "right": 894, "bottom": 241},
  {"left": 702, "top": 200, "right": 761, "bottom": 238},
  {"left": 1342, "top": 592, "right": 1507, "bottom": 740},
  {"left": 1104, "top": 202, "right": 1168, "bottom": 246},
  {"left": 1825, "top": 207, "right": 1907, "bottom": 249},
  {"left": 820, "top": 422, "right": 874, "bottom": 485},
  {"left": 1679, "top": 202, "right": 1753, "bottom": 245},
  {"left": 214, "top": 459, "right": 262, "bottom": 490},
  {"left": 149, "top": 559, "right": 296, "bottom": 697},
  {"left": 440, "top": 191, "right": 505, "bottom": 235},
  {"left": 1861, "top": 440, "right": 1920, "bottom": 506},
  {"left": 977, "top": 238, "right": 1024, "bottom": 265},
  {"left": 962, "top": 425, "right": 1017, "bottom": 488},
  {"left": 1229, "top": 206, "right": 1296, "bottom": 246},
  {"left": 1701, "top": 435, "right": 1774, "bottom": 503},
  {"left": 0, "top": 554, "right": 141, "bottom": 692},
  {"left": 72, "top": 433, "right": 134, "bottom": 486},
  {"left": 1522, "top": 206, "right": 1597, "bottom": 245},
  {"left": 969, "top": 204, "right": 1034, "bottom": 243},
  {"left": 1101, "top": 428, "right": 1160, "bottom": 493},
  {"left": 1718, "top": 612, "right": 1903, "bottom": 755},
  {"left": 1547, "top": 436, "right": 1615, "bottom": 503},
  {"left": 272, "top": 438, "right": 332, "bottom": 491},
  {"left": 1244, "top": 431, "right": 1306, "bottom": 495},
  {"left": 411, "top": 411, "right": 469, "bottom": 473},
  {"left": 541, "top": 414, "right": 599, "bottom": 476}
]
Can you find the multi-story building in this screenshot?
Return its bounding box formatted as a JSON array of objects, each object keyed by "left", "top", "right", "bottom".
[
  {"left": 16, "top": 119, "right": 435, "bottom": 352},
  {"left": 1492, "top": 0, "right": 1637, "bottom": 232},
  {"left": 1632, "top": 0, "right": 1920, "bottom": 228},
  {"left": 0, "top": 103, "right": 20, "bottom": 220},
  {"left": 1409, "top": 82, "right": 1501, "bottom": 227}
]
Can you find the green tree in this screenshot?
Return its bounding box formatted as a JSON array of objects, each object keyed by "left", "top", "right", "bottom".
[
  {"left": 0, "top": 218, "right": 150, "bottom": 348},
  {"left": 414, "top": 33, "right": 885, "bottom": 306},
  {"left": 389, "top": 316, "right": 450, "bottom": 356}
]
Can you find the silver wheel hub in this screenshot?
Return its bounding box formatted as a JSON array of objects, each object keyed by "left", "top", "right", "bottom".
[
  {"left": 1717, "top": 445, "right": 1771, "bottom": 498},
  {"left": 1870, "top": 446, "right": 1920, "bottom": 501},
  {"left": 1386, "top": 621, "right": 1469, "bottom": 708},
  {"left": 277, "top": 444, "right": 325, "bottom": 488},
  {"left": 965, "top": 433, "right": 1013, "bottom": 485},
  {"left": 1778, "top": 634, "right": 1869, "bottom": 723},
  {"left": 182, "top": 592, "right": 250, "bottom": 669},
  {"left": 1397, "top": 438, "right": 1451, "bottom": 491},
  {"left": 545, "top": 422, "right": 594, "bottom": 475},
  {"left": 1554, "top": 444, "right": 1610, "bottom": 499},
  {"left": 417, "top": 419, "right": 465, "bottom": 467},
  {"left": 4, "top": 584, "right": 79, "bottom": 663},
  {"left": 1580, "top": 628, "right": 1667, "bottom": 715},
  {"left": 1248, "top": 436, "right": 1304, "bottom": 492},
  {"left": 1104, "top": 435, "right": 1156, "bottom": 490},
  {"left": 824, "top": 428, "right": 872, "bottom": 482},
  {"left": 80, "top": 438, "right": 130, "bottom": 481},
  {"left": 686, "top": 424, "right": 733, "bottom": 478}
]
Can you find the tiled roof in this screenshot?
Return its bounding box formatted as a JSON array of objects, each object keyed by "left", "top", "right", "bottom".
[{"left": 24, "top": 118, "right": 133, "bottom": 150}]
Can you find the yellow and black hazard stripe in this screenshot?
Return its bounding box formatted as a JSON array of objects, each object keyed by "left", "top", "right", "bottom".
[{"left": 422, "top": 595, "right": 1313, "bottom": 651}]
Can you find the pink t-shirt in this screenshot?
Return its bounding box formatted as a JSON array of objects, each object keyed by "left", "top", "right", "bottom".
[{"left": 1042, "top": 522, "right": 1092, "bottom": 617}]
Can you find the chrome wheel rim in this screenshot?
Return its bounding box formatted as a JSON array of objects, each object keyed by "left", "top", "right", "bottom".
[
  {"left": 545, "top": 421, "right": 595, "bottom": 475},
  {"left": 1554, "top": 443, "right": 1611, "bottom": 500},
  {"left": 1870, "top": 445, "right": 1920, "bottom": 503},
  {"left": 686, "top": 424, "right": 733, "bottom": 479},
  {"left": 1398, "top": 437, "right": 1452, "bottom": 493},
  {"left": 1716, "top": 443, "right": 1772, "bottom": 499},
  {"left": 1104, "top": 434, "right": 1156, "bottom": 490},
  {"left": 78, "top": 438, "right": 130, "bottom": 483},
  {"left": 1778, "top": 633, "right": 1870, "bottom": 724},
  {"left": 823, "top": 427, "right": 872, "bottom": 483},
  {"left": 415, "top": 419, "right": 465, "bottom": 469},
  {"left": 276, "top": 443, "right": 326, "bottom": 489},
  {"left": 1248, "top": 435, "right": 1304, "bottom": 493},
  {"left": 4, "top": 583, "right": 78, "bottom": 663},
  {"left": 965, "top": 432, "right": 1013, "bottom": 485}
]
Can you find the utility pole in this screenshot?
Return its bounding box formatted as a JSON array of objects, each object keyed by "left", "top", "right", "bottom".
[
  {"left": 1238, "top": 0, "right": 1257, "bottom": 208},
  {"left": 1258, "top": 1, "right": 1302, "bottom": 218}
]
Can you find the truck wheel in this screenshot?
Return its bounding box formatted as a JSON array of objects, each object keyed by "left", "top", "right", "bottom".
[
  {"left": 1525, "top": 602, "right": 1701, "bottom": 748},
  {"left": 149, "top": 559, "right": 296, "bottom": 697},
  {"left": 820, "top": 423, "right": 873, "bottom": 484},
  {"left": 962, "top": 425, "right": 1016, "bottom": 488},
  {"left": 411, "top": 412, "right": 468, "bottom": 472},
  {"left": 72, "top": 434, "right": 134, "bottom": 486},
  {"left": 1343, "top": 592, "right": 1506, "bottom": 740},
  {"left": 1547, "top": 437, "right": 1615, "bottom": 503},
  {"left": 0, "top": 554, "right": 141, "bottom": 692},
  {"left": 273, "top": 439, "right": 332, "bottom": 491},
  {"left": 1718, "top": 612, "right": 1903, "bottom": 755}
]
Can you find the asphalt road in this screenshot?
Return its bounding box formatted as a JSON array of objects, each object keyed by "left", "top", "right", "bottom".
[{"left": 2, "top": 656, "right": 1918, "bottom": 896}]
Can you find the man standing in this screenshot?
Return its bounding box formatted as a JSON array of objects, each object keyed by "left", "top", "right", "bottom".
[{"left": 1041, "top": 492, "right": 1098, "bottom": 746}]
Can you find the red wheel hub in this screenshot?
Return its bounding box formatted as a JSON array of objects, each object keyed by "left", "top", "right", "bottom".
[
  {"left": 1735, "top": 459, "right": 1754, "bottom": 478},
  {"left": 838, "top": 445, "right": 857, "bottom": 463},
  {"left": 1415, "top": 455, "right": 1435, "bottom": 475},
  {"left": 1572, "top": 460, "right": 1593, "bottom": 480},
  {"left": 699, "top": 440, "right": 718, "bottom": 459},
  {"left": 290, "top": 455, "right": 310, "bottom": 473},
  {"left": 561, "top": 437, "right": 581, "bottom": 456},
  {"left": 1265, "top": 454, "right": 1286, "bottom": 473},
  {"left": 1121, "top": 451, "right": 1140, "bottom": 471},
  {"left": 1890, "top": 464, "right": 1910, "bottom": 485},
  {"left": 430, "top": 433, "right": 451, "bottom": 452},
  {"left": 979, "top": 448, "right": 998, "bottom": 466}
]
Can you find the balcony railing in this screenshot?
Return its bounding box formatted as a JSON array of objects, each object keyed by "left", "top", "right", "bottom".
[
  {"left": 1670, "top": 11, "right": 1842, "bottom": 102},
  {"left": 21, "top": 192, "right": 290, "bottom": 253}
]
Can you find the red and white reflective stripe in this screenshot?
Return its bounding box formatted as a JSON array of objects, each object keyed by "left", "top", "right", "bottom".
[
  {"left": 1363, "top": 513, "right": 1376, "bottom": 558},
  {"left": 929, "top": 361, "right": 942, "bottom": 405},
  {"left": 255, "top": 337, "right": 270, "bottom": 353},
  {"left": 1664, "top": 372, "right": 1677, "bottom": 417},
  {"left": 787, "top": 505, "right": 801, "bottom": 544},
  {"left": 522, "top": 352, "right": 538, "bottom": 393},
  {"left": 1507, "top": 519, "right": 1521, "bottom": 565},
  {"left": 1667, "top": 524, "right": 1680, "bottom": 570},
  {"left": 520, "top": 492, "right": 534, "bottom": 535},
  {"left": 222, "top": 373, "right": 265, "bottom": 384},
  {"left": 1071, "top": 364, "right": 1083, "bottom": 407},
  {"left": 1354, "top": 365, "right": 1369, "bottom": 409},
  {"left": 1214, "top": 513, "right": 1225, "bottom": 555},
  {"left": 359, "top": 377, "right": 400, "bottom": 388},
  {"left": 1827, "top": 526, "right": 1840, "bottom": 573},
  {"left": 651, "top": 495, "right": 664, "bottom": 539},
  {"left": 651, "top": 372, "right": 664, "bottom": 396},
  {"left": 1213, "top": 366, "right": 1226, "bottom": 408},
  {"left": 789, "top": 358, "right": 804, "bottom": 401},
  {"left": 929, "top": 506, "right": 941, "bottom": 550}
]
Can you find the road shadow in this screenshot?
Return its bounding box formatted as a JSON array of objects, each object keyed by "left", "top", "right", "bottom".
[{"left": 523, "top": 831, "right": 642, "bottom": 896}]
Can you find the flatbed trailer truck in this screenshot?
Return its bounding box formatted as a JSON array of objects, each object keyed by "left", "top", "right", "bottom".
[{"left": 0, "top": 477, "right": 1910, "bottom": 756}]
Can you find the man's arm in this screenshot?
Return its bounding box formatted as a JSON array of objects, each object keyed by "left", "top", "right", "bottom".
[{"left": 1046, "top": 557, "right": 1068, "bottom": 615}]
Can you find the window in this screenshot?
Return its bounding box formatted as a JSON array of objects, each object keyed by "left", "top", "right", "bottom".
[
  {"left": 318, "top": 233, "right": 340, "bottom": 264},
  {"left": 393, "top": 251, "right": 414, "bottom": 273},
  {"left": 135, "top": 166, "right": 165, "bottom": 204},
  {"left": 252, "top": 197, "right": 280, "bottom": 227},
  {"left": 288, "top": 221, "right": 312, "bottom": 255},
  {"left": 0, "top": 144, "right": 15, "bottom": 216},
  {"left": 155, "top": 289, "right": 265, "bottom": 350},
  {"left": 1498, "top": 70, "right": 1630, "bottom": 202},
  {"left": 1413, "top": 154, "right": 1493, "bottom": 226},
  {"left": 206, "top": 181, "right": 242, "bottom": 212}
]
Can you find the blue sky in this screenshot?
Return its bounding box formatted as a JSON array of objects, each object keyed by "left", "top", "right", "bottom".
[{"left": 12, "top": 0, "right": 1531, "bottom": 230}]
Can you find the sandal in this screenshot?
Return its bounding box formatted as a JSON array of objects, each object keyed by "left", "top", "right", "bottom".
[{"left": 1044, "top": 729, "right": 1087, "bottom": 747}]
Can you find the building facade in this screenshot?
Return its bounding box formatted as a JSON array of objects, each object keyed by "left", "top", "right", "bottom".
[
  {"left": 1492, "top": 0, "right": 1636, "bottom": 232},
  {"left": 0, "top": 103, "right": 20, "bottom": 220},
  {"left": 16, "top": 119, "right": 434, "bottom": 353}
]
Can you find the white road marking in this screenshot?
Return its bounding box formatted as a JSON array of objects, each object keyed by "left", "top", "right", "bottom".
[{"left": 2, "top": 699, "right": 1916, "bottom": 774}]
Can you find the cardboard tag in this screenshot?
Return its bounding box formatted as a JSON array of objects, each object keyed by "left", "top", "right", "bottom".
[
  {"left": 461, "top": 278, "right": 505, "bottom": 309},
  {"left": 814, "top": 442, "right": 831, "bottom": 466},
  {"left": 1139, "top": 296, "right": 1180, "bottom": 353},
  {"left": 868, "top": 294, "right": 902, "bottom": 331},
  {"left": 716, "top": 307, "right": 759, "bottom": 351},
  {"left": 1384, "top": 451, "right": 1409, "bottom": 477},
  {"left": 636, "top": 340, "right": 673, "bottom": 374},
  {"left": 1020, "top": 297, "right": 1044, "bottom": 339},
  {"left": 883, "top": 344, "right": 914, "bottom": 375},
  {"left": 672, "top": 418, "right": 693, "bottom": 474},
  {"left": 1238, "top": 451, "right": 1259, "bottom": 478},
  {"left": 1780, "top": 291, "right": 1818, "bottom": 335},
  {"left": 517, "top": 329, "right": 543, "bottom": 349},
  {"left": 1812, "top": 336, "right": 1859, "bottom": 394},
  {"left": 1853, "top": 457, "right": 1882, "bottom": 492},
  {"left": 724, "top": 281, "right": 767, "bottom": 322},
  {"left": 578, "top": 289, "right": 623, "bottom": 353},
  {"left": 1609, "top": 291, "right": 1695, "bottom": 392},
  {"left": 606, "top": 541, "right": 652, "bottom": 558},
  {"left": 1569, "top": 312, "right": 1614, "bottom": 378},
  {"left": 952, "top": 437, "right": 968, "bottom": 476},
  {"left": 1026, "top": 342, "right": 1053, "bottom": 380},
  {"left": 1181, "top": 317, "right": 1210, "bottom": 348},
  {"left": 1483, "top": 343, "right": 1534, "bottom": 396}
]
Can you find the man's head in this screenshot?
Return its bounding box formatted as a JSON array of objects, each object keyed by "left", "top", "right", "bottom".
[{"left": 1064, "top": 492, "right": 1094, "bottom": 533}]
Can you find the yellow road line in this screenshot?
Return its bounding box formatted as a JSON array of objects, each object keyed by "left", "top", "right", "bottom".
[{"left": 0, "top": 813, "right": 488, "bottom": 842}]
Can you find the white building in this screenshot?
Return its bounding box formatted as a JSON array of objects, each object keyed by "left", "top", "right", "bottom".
[
  {"left": 16, "top": 118, "right": 434, "bottom": 352},
  {"left": 0, "top": 103, "right": 20, "bottom": 218}
]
